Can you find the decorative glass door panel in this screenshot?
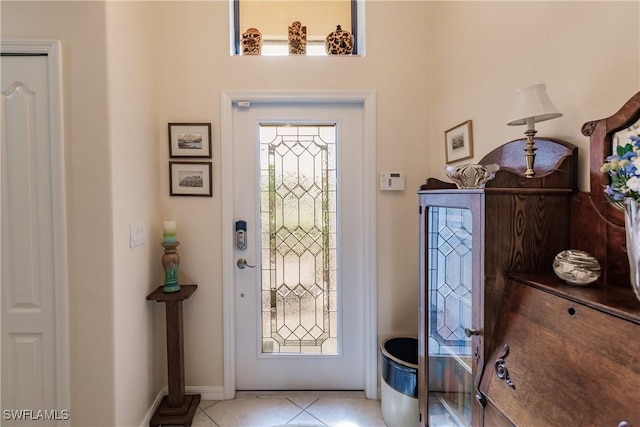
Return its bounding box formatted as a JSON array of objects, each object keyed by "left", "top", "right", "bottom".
[
  {"left": 259, "top": 124, "right": 337, "bottom": 355},
  {"left": 427, "top": 206, "right": 473, "bottom": 426}
]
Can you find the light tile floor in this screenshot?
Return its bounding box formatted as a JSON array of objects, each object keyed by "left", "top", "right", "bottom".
[{"left": 191, "top": 391, "right": 388, "bottom": 427}]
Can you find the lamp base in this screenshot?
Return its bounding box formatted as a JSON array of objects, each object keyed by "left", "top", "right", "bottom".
[{"left": 524, "top": 129, "right": 537, "bottom": 178}]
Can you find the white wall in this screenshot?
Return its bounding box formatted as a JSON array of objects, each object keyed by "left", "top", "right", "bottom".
[{"left": 1, "top": 1, "right": 638, "bottom": 426}]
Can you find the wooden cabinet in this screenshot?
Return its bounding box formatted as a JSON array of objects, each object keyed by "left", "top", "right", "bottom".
[
  {"left": 478, "top": 274, "right": 640, "bottom": 427},
  {"left": 418, "top": 191, "right": 482, "bottom": 427},
  {"left": 419, "top": 92, "right": 640, "bottom": 426},
  {"left": 418, "top": 138, "right": 577, "bottom": 427}
]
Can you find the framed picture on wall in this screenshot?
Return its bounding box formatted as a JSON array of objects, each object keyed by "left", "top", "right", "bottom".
[
  {"left": 169, "top": 161, "right": 212, "bottom": 197},
  {"left": 445, "top": 120, "right": 473, "bottom": 163},
  {"left": 168, "top": 123, "right": 212, "bottom": 158}
]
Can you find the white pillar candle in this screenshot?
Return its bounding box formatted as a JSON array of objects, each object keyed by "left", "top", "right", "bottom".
[{"left": 163, "top": 220, "right": 177, "bottom": 242}]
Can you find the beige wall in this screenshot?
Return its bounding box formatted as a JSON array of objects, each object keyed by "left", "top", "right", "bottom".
[
  {"left": 105, "top": 2, "right": 161, "bottom": 426},
  {"left": 1, "top": 1, "right": 116, "bottom": 426},
  {"left": 1, "top": 1, "right": 638, "bottom": 426},
  {"left": 426, "top": 1, "right": 640, "bottom": 189}
]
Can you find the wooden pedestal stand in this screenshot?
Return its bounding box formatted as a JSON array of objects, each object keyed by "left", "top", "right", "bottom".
[{"left": 147, "top": 284, "right": 200, "bottom": 427}]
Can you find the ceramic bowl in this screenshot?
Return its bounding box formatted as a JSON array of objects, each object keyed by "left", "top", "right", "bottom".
[
  {"left": 444, "top": 163, "right": 499, "bottom": 189},
  {"left": 552, "top": 249, "right": 601, "bottom": 286}
]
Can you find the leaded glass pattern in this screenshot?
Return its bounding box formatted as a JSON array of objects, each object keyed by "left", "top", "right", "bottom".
[
  {"left": 427, "top": 207, "right": 472, "bottom": 358},
  {"left": 259, "top": 124, "right": 337, "bottom": 355}
]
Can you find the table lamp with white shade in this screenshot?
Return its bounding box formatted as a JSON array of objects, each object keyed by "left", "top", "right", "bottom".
[{"left": 507, "top": 83, "right": 563, "bottom": 178}]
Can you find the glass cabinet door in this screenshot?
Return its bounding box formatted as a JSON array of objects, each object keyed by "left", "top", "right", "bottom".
[{"left": 426, "top": 206, "right": 473, "bottom": 427}]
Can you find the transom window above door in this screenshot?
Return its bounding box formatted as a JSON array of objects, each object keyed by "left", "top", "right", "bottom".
[{"left": 231, "top": 0, "right": 363, "bottom": 56}]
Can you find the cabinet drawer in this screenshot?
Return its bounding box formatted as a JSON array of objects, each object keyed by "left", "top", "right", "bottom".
[{"left": 479, "top": 279, "right": 640, "bottom": 427}]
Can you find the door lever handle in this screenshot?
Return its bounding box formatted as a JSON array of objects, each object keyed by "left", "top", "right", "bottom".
[
  {"left": 464, "top": 327, "right": 481, "bottom": 337},
  {"left": 237, "top": 258, "right": 256, "bottom": 269}
]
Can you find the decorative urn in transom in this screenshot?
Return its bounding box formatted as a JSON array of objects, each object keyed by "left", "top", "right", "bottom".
[
  {"left": 241, "top": 27, "right": 263, "bottom": 55},
  {"left": 288, "top": 21, "right": 307, "bottom": 55},
  {"left": 325, "top": 25, "right": 354, "bottom": 55}
]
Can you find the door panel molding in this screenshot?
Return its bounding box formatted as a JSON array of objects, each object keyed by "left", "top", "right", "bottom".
[
  {"left": 221, "top": 90, "right": 377, "bottom": 399},
  {"left": 1, "top": 39, "right": 69, "bottom": 421}
]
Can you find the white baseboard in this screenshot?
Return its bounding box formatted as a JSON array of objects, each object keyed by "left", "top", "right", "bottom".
[
  {"left": 186, "top": 385, "right": 225, "bottom": 400},
  {"left": 140, "top": 387, "right": 167, "bottom": 427},
  {"left": 139, "top": 386, "right": 225, "bottom": 427}
]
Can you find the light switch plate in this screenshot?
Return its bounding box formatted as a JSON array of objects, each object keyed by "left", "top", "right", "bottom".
[{"left": 130, "top": 223, "right": 146, "bottom": 248}]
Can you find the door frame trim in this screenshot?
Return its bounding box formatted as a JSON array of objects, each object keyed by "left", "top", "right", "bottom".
[
  {"left": 1, "top": 39, "right": 70, "bottom": 419},
  {"left": 221, "top": 90, "right": 377, "bottom": 399}
]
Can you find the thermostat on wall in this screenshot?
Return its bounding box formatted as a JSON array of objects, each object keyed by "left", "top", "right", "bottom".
[{"left": 379, "top": 171, "right": 405, "bottom": 191}]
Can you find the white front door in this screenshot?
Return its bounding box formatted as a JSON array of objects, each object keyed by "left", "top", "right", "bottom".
[
  {"left": 1, "top": 42, "right": 68, "bottom": 425},
  {"left": 225, "top": 94, "right": 375, "bottom": 391}
]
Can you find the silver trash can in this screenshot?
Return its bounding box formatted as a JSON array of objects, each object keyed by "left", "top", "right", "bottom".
[{"left": 380, "top": 336, "right": 419, "bottom": 427}]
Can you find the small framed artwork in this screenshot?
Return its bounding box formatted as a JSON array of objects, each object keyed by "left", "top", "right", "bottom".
[
  {"left": 445, "top": 120, "right": 473, "bottom": 163},
  {"left": 168, "top": 123, "right": 212, "bottom": 158},
  {"left": 169, "top": 161, "right": 212, "bottom": 197}
]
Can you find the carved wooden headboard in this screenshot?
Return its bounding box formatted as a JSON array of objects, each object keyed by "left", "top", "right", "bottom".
[
  {"left": 480, "top": 138, "right": 577, "bottom": 190},
  {"left": 573, "top": 91, "right": 640, "bottom": 287},
  {"left": 421, "top": 137, "right": 577, "bottom": 191}
]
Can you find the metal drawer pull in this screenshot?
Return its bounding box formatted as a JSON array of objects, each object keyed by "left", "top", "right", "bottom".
[{"left": 495, "top": 344, "right": 516, "bottom": 390}]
